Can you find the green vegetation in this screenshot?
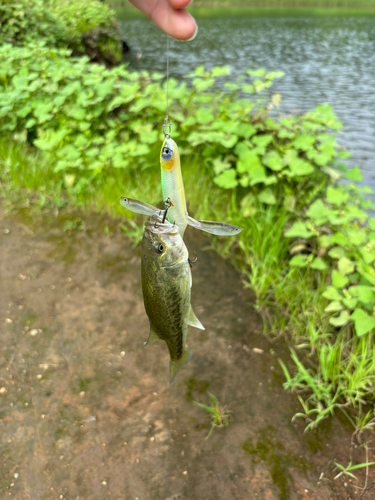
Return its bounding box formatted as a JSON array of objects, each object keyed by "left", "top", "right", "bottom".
[
  {"left": 193, "top": 392, "right": 230, "bottom": 438},
  {"left": 0, "top": 36, "right": 375, "bottom": 438},
  {"left": 0, "top": 0, "right": 122, "bottom": 65},
  {"left": 48, "top": 0, "right": 122, "bottom": 65}
]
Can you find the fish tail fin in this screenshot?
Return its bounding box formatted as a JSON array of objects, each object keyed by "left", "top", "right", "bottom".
[
  {"left": 188, "top": 306, "right": 205, "bottom": 331},
  {"left": 169, "top": 345, "right": 192, "bottom": 385},
  {"left": 143, "top": 326, "right": 161, "bottom": 346}
]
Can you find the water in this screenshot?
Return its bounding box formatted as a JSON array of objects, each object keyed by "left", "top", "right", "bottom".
[{"left": 120, "top": 13, "right": 375, "bottom": 190}]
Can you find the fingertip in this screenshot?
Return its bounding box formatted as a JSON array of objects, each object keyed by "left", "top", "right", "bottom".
[
  {"left": 168, "top": 0, "right": 194, "bottom": 9},
  {"left": 169, "top": 10, "right": 197, "bottom": 41}
]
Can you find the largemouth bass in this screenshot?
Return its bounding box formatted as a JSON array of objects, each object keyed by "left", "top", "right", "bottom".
[
  {"left": 160, "top": 137, "right": 243, "bottom": 237},
  {"left": 141, "top": 219, "right": 204, "bottom": 384},
  {"left": 120, "top": 196, "right": 242, "bottom": 237}
]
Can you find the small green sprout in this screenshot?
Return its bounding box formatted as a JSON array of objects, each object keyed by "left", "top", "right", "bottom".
[
  {"left": 193, "top": 392, "right": 231, "bottom": 439},
  {"left": 333, "top": 460, "right": 375, "bottom": 481}
]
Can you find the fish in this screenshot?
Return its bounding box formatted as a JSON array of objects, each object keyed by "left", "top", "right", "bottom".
[
  {"left": 141, "top": 218, "right": 204, "bottom": 384},
  {"left": 119, "top": 196, "right": 243, "bottom": 237}
]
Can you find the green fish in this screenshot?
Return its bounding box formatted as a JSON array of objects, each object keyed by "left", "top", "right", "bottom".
[{"left": 141, "top": 219, "right": 204, "bottom": 384}]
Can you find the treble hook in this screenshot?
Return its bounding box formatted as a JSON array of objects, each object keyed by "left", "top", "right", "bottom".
[
  {"left": 162, "top": 115, "right": 171, "bottom": 139},
  {"left": 188, "top": 252, "right": 198, "bottom": 268},
  {"left": 162, "top": 197, "right": 172, "bottom": 223}
]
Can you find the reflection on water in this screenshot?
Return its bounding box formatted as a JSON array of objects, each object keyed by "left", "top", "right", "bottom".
[{"left": 120, "top": 14, "right": 375, "bottom": 189}]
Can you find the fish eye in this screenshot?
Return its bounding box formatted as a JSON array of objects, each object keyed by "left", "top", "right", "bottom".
[
  {"left": 162, "top": 146, "right": 172, "bottom": 159},
  {"left": 154, "top": 243, "right": 164, "bottom": 254}
]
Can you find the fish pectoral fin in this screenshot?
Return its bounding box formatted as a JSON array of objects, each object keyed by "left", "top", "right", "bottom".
[
  {"left": 143, "top": 326, "right": 161, "bottom": 346},
  {"left": 187, "top": 215, "right": 243, "bottom": 236},
  {"left": 188, "top": 306, "right": 205, "bottom": 330},
  {"left": 169, "top": 346, "right": 192, "bottom": 385}
]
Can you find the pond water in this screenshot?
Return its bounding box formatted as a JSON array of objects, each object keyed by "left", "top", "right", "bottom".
[{"left": 120, "top": 12, "right": 375, "bottom": 191}]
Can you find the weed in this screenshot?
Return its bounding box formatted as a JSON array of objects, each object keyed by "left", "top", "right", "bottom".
[{"left": 193, "top": 392, "right": 231, "bottom": 438}]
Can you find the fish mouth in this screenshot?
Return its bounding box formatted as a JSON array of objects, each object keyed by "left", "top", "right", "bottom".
[{"left": 145, "top": 219, "right": 179, "bottom": 236}]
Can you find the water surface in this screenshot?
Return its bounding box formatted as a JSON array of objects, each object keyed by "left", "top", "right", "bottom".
[{"left": 120, "top": 13, "right": 375, "bottom": 190}]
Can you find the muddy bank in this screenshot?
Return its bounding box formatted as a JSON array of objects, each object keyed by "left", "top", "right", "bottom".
[{"left": 0, "top": 210, "right": 371, "bottom": 499}]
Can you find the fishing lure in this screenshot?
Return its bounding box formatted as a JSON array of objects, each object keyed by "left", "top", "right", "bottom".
[{"left": 119, "top": 196, "right": 242, "bottom": 236}]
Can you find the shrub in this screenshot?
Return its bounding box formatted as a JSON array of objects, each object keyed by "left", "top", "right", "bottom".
[
  {"left": 0, "top": 0, "right": 122, "bottom": 65},
  {"left": 0, "top": 0, "right": 70, "bottom": 47},
  {"left": 48, "top": 0, "right": 123, "bottom": 65}
]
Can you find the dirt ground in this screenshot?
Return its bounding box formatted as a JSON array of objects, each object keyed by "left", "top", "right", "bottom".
[{"left": 0, "top": 209, "right": 374, "bottom": 500}]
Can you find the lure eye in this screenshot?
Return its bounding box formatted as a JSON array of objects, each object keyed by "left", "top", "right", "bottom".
[
  {"left": 154, "top": 243, "right": 164, "bottom": 254},
  {"left": 162, "top": 146, "right": 172, "bottom": 160}
]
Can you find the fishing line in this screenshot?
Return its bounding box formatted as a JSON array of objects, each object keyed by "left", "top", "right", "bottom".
[{"left": 162, "top": 33, "right": 171, "bottom": 139}]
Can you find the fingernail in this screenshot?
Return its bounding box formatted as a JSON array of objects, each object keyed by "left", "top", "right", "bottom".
[{"left": 186, "top": 24, "right": 198, "bottom": 42}]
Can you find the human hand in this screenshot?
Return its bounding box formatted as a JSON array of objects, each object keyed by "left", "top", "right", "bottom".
[{"left": 128, "top": 0, "right": 197, "bottom": 41}]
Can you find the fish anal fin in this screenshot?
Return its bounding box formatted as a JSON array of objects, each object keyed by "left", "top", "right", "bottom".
[
  {"left": 188, "top": 306, "right": 205, "bottom": 330},
  {"left": 143, "top": 325, "right": 161, "bottom": 346},
  {"left": 169, "top": 345, "right": 192, "bottom": 385}
]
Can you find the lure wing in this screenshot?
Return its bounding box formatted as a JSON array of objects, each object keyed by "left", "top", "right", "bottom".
[{"left": 120, "top": 197, "right": 243, "bottom": 236}]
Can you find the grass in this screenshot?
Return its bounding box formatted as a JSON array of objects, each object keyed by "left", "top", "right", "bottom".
[
  {"left": 1, "top": 134, "right": 375, "bottom": 444},
  {"left": 193, "top": 392, "right": 231, "bottom": 438}
]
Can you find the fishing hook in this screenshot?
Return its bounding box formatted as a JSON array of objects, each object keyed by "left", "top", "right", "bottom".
[
  {"left": 188, "top": 252, "right": 198, "bottom": 268},
  {"left": 162, "top": 197, "right": 172, "bottom": 223}
]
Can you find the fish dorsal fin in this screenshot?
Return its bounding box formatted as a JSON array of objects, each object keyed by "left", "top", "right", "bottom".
[
  {"left": 188, "top": 306, "right": 205, "bottom": 331},
  {"left": 143, "top": 325, "right": 161, "bottom": 346},
  {"left": 169, "top": 345, "right": 192, "bottom": 385}
]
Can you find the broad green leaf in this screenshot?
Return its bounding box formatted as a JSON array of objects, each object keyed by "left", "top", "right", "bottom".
[
  {"left": 196, "top": 108, "right": 214, "bottom": 124},
  {"left": 262, "top": 151, "right": 283, "bottom": 171},
  {"left": 293, "top": 134, "right": 315, "bottom": 151},
  {"left": 289, "top": 255, "right": 308, "bottom": 268},
  {"left": 237, "top": 123, "right": 256, "bottom": 138},
  {"left": 252, "top": 135, "right": 273, "bottom": 150},
  {"left": 338, "top": 257, "right": 355, "bottom": 276},
  {"left": 357, "top": 262, "right": 375, "bottom": 286},
  {"left": 289, "top": 158, "right": 314, "bottom": 176},
  {"left": 324, "top": 301, "right": 343, "bottom": 312},
  {"left": 236, "top": 152, "right": 261, "bottom": 174},
  {"left": 306, "top": 200, "right": 329, "bottom": 225},
  {"left": 285, "top": 222, "right": 314, "bottom": 239},
  {"left": 214, "top": 169, "right": 238, "bottom": 189},
  {"left": 348, "top": 286, "right": 375, "bottom": 304},
  {"left": 351, "top": 309, "right": 375, "bottom": 336},
  {"left": 328, "top": 246, "right": 346, "bottom": 259},
  {"left": 249, "top": 166, "right": 268, "bottom": 185},
  {"left": 342, "top": 298, "right": 357, "bottom": 309},
  {"left": 311, "top": 257, "right": 328, "bottom": 271},
  {"left": 258, "top": 188, "right": 276, "bottom": 205},
  {"left": 346, "top": 166, "right": 362, "bottom": 182},
  {"left": 360, "top": 248, "right": 375, "bottom": 265},
  {"left": 326, "top": 186, "right": 348, "bottom": 206},
  {"left": 329, "top": 310, "right": 350, "bottom": 327},
  {"left": 323, "top": 286, "right": 342, "bottom": 301},
  {"left": 332, "top": 270, "right": 348, "bottom": 288},
  {"left": 213, "top": 157, "right": 231, "bottom": 176}
]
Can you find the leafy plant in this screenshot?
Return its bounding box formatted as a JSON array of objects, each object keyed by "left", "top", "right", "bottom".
[
  {"left": 193, "top": 392, "right": 231, "bottom": 438},
  {"left": 1, "top": 41, "right": 375, "bottom": 432},
  {"left": 333, "top": 460, "right": 375, "bottom": 481},
  {"left": 0, "top": 0, "right": 122, "bottom": 65}
]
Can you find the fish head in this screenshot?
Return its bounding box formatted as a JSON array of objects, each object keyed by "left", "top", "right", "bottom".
[
  {"left": 143, "top": 219, "right": 187, "bottom": 267},
  {"left": 160, "top": 137, "right": 179, "bottom": 172}
]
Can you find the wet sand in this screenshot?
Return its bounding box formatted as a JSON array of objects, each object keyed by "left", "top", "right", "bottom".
[{"left": 0, "top": 210, "right": 372, "bottom": 500}]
